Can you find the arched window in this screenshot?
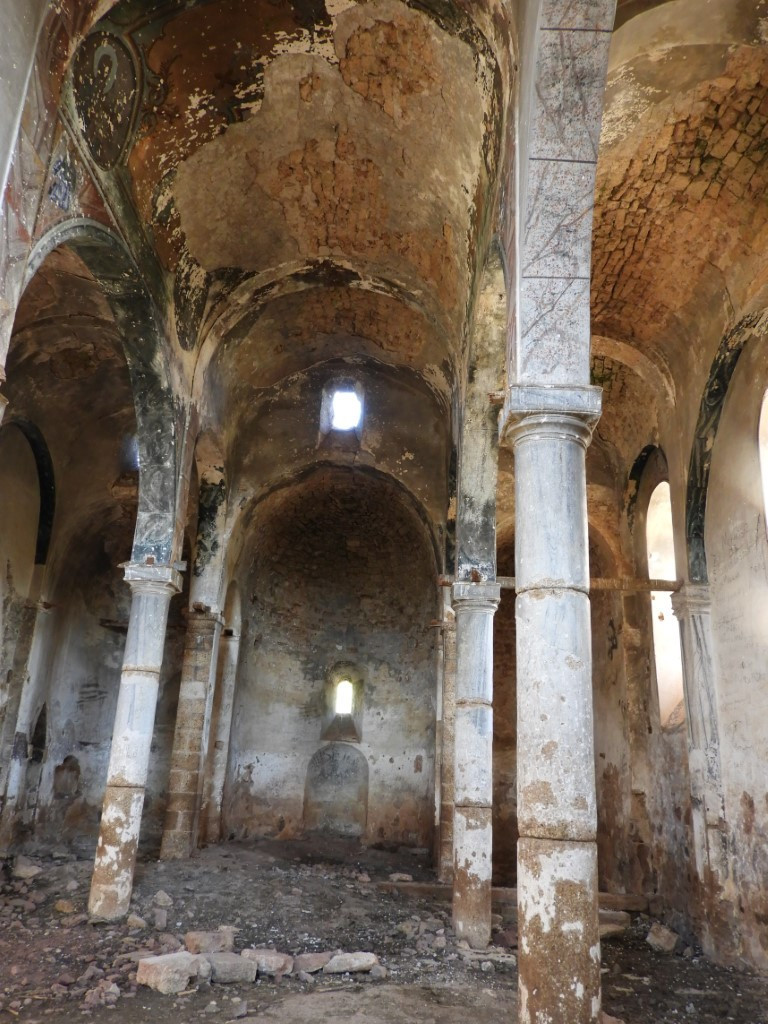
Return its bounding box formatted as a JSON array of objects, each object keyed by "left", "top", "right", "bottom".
[
  {"left": 646, "top": 482, "right": 684, "bottom": 727},
  {"left": 334, "top": 679, "right": 354, "bottom": 715},
  {"left": 759, "top": 391, "right": 768, "bottom": 538}
]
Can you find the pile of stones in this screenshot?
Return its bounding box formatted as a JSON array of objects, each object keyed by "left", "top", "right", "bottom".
[{"left": 136, "top": 925, "right": 386, "bottom": 995}]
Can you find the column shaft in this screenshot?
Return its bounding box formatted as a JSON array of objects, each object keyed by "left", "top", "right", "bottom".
[
  {"left": 201, "top": 629, "right": 240, "bottom": 844},
  {"left": 437, "top": 594, "right": 457, "bottom": 882},
  {"left": 88, "top": 564, "right": 180, "bottom": 921},
  {"left": 504, "top": 385, "right": 602, "bottom": 1024},
  {"left": 161, "top": 611, "right": 222, "bottom": 858},
  {"left": 0, "top": 596, "right": 54, "bottom": 853},
  {"left": 671, "top": 585, "right": 728, "bottom": 896},
  {"left": 451, "top": 581, "right": 500, "bottom": 949}
]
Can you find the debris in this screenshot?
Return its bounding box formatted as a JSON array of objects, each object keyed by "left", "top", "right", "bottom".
[
  {"left": 241, "top": 948, "right": 294, "bottom": 976},
  {"left": 600, "top": 910, "right": 631, "bottom": 940},
  {"left": 646, "top": 922, "right": 680, "bottom": 954},
  {"left": 293, "top": 952, "right": 333, "bottom": 973},
  {"left": 136, "top": 951, "right": 210, "bottom": 994},
  {"left": 323, "top": 951, "right": 379, "bottom": 974},
  {"left": 185, "top": 927, "right": 236, "bottom": 954},
  {"left": 12, "top": 856, "right": 42, "bottom": 880},
  {"left": 204, "top": 952, "right": 257, "bottom": 984}
]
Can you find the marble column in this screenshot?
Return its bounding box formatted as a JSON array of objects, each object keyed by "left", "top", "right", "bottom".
[
  {"left": 671, "top": 584, "right": 728, "bottom": 888},
  {"left": 0, "top": 580, "right": 53, "bottom": 854},
  {"left": 451, "top": 580, "right": 500, "bottom": 948},
  {"left": 437, "top": 591, "right": 457, "bottom": 882},
  {"left": 201, "top": 625, "right": 240, "bottom": 844},
  {"left": 503, "top": 383, "right": 602, "bottom": 1024},
  {"left": 89, "top": 562, "right": 181, "bottom": 921},
  {"left": 161, "top": 609, "right": 222, "bottom": 858}
]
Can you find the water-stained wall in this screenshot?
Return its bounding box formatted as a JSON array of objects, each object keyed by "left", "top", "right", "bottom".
[{"left": 224, "top": 465, "right": 438, "bottom": 848}]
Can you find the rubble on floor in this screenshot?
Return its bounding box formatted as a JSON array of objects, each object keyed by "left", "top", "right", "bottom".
[{"left": 0, "top": 837, "right": 767, "bottom": 1023}]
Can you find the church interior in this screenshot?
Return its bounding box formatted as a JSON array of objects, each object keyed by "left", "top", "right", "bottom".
[{"left": 1, "top": 1, "right": 768, "bottom": 1022}]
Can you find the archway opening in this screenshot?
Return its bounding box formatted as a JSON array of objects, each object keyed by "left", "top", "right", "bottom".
[{"left": 646, "top": 482, "right": 684, "bottom": 727}]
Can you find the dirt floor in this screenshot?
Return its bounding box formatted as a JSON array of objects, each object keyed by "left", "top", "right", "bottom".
[{"left": 1, "top": 837, "right": 767, "bottom": 1024}]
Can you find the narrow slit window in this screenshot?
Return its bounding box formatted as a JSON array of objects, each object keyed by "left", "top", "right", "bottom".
[
  {"left": 335, "top": 679, "right": 354, "bottom": 715},
  {"left": 646, "top": 481, "right": 685, "bottom": 727},
  {"left": 331, "top": 390, "right": 362, "bottom": 431}
]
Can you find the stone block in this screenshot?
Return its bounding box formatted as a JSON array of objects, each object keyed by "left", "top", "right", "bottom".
[
  {"left": 205, "top": 952, "right": 257, "bottom": 984},
  {"left": 12, "top": 855, "right": 42, "bottom": 879},
  {"left": 185, "top": 927, "right": 236, "bottom": 954},
  {"left": 136, "top": 951, "right": 209, "bottom": 995},
  {"left": 646, "top": 922, "right": 680, "bottom": 954},
  {"left": 241, "top": 949, "right": 294, "bottom": 976},
  {"left": 323, "top": 952, "right": 379, "bottom": 974},
  {"left": 293, "top": 952, "right": 333, "bottom": 973}
]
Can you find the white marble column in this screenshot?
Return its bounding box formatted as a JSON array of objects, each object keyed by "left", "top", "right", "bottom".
[
  {"left": 160, "top": 609, "right": 222, "bottom": 859},
  {"left": 503, "top": 383, "right": 602, "bottom": 1024},
  {"left": 0, "top": 583, "right": 53, "bottom": 854},
  {"left": 451, "top": 580, "right": 500, "bottom": 948},
  {"left": 88, "top": 562, "right": 181, "bottom": 921},
  {"left": 671, "top": 584, "right": 728, "bottom": 889},
  {"left": 437, "top": 588, "right": 457, "bottom": 882}
]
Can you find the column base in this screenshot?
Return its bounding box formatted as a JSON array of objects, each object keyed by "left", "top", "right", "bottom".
[
  {"left": 518, "top": 836, "right": 600, "bottom": 1024},
  {"left": 88, "top": 784, "right": 144, "bottom": 921},
  {"left": 452, "top": 805, "right": 492, "bottom": 949}
]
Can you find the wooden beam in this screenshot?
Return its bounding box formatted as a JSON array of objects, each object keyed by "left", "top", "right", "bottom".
[
  {"left": 375, "top": 880, "right": 648, "bottom": 913},
  {"left": 439, "top": 575, "right": 680, "bottom": 594}
]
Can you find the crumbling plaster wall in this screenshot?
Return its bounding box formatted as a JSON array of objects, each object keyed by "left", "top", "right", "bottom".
[
  {"left": 224, "top": 466, "right": 438, "bottom": 848},
  {"left": 706, "top": 335, "right": 768, "bottom": 970}
]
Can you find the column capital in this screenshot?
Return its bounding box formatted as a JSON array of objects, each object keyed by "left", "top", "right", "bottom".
[
  {"left": 452, "top": 581, "right": 501, "bottom": 609},
  {"left": 121, "top": 561, "right": 183, "bottom": 594},
  {"left": 499, "top": 383, "right": 602, "bottom": 448},
  {"left": 671, "top": 582, "right": 711, "bottom": 620}
]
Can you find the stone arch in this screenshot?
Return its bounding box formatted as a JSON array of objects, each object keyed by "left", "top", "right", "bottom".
[
  {"left": 22, "top": 219, "right": 180, "bottom": 565},
  {"left": 686, "top": 307, "right": 768, "bottom": 582},
  {"left": 228, "top": 459, "right": 444, "bottom": 579},
  {"left": 2, "top": 418, "right": 56, "bottom": 566}
]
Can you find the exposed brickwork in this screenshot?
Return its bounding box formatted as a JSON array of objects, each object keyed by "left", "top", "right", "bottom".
[{"left": 593, "top": 49, "right": 768, "bottom": 348}]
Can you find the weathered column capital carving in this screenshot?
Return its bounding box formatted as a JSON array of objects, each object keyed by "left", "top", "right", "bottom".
[
  {"left": 499, "top": 383, "right": 602, "bottom": 448},
  {"left": 121, "top": 560, "right": 183, "bottom": 594},
  {"left": 671, "top": 583, "right": 711, "bottom": 619},
  {"left": 451, "top": 581, "right": 501, "bottom": 611}
]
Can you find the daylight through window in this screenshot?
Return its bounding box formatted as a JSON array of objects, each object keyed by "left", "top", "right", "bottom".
[
  {"left": 335, "top": 679, "right": 354, "bottom": 715},
  {"left": 331, "top": 390, "right": 362, "bottom": 431}
]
